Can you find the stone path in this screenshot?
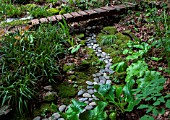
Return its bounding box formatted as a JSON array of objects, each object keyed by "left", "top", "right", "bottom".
[{"left": 33, "top": 33, "right": 114, "bottom": 120}]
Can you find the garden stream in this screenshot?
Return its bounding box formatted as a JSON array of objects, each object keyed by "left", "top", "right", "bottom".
[{"left": 33, "top": 33, "right": 114, "bottom": 120}]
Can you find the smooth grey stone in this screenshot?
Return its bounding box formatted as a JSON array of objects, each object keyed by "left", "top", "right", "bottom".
[
  {"left": 93, "top": 34, "right": 96, "bottom": 38},
  {"left": 85, "top": 105, "right": 93, "bottom": 110},
  {"left": 90, "top": 43, "right": 94, "bottom": 45},
  {"left": 92, "top": 74, "right": 96, "bottom": 77},
  {"left": 93, "top": 78, "right": 99, "bottom": 82},
  {"left": 109, "top": 59, "right": 112, "bottom": 62},
  {"left": 92, "top": 26, "right": 96, "bottom": 29},
  {"left": 52, "top": 113, "right": 60, "bottom": 120},
  {"left": 84, "top": 101, "right": 89, "bottom": 104},
  {"left": 88, "top": 46, "right": 92, "bottom": 48},
  {"left": 104, "top": 59, "right": 109, "bottom": 64},
  {"left": 58, "top": 118, "right": 65, "bottom": 120},
  {"left": 109, "top": 70, "right": 114, "bottom": 74},
  {"left": 92, "top": 95, "right": 96, "bottom": 98},
  {"left": 33, "top": 116, "right": 41, "bottom": 120},
  {"left": 59, "top": 105, "right": 66, "bottom": 112},
  {"left": 98, "top": 49, "right": 102, "bottom": 53},
  {"left": 93, "top": 82, "right": 98, "bottom": 85},
  {"left": 86, "top": 81, "right": 93, "bottom": 85},
  {"left": 96, "top": 73, "right": 102, "bottom": 76},
  {"left": 94, "top": 89, "right": 97, "bottom": 92},
  {"left": 105, "top": 63, "right": 112, "bottom": 68},
  {"left": 42, "top": 118, "right": 48, "bottom": 120},
  {"left": 97, "top": 53, "right": 101, "bottom": 57},
  {"left": 87, "top": 89, "right": 94, "bottom": 94},
  {"left": 99, "top": 58, "right": 104, "bottom": 61},
  {"left": 79, "top": 98, "right": 88, "bottom": 102},
  {"left": 105, "top": 55, "right": 110, "bottom": 59},
  {"left": 106, "top": 80, "right": 112, "bottom": 84},
  {"left": 99, "top": 69, "right": 105, "bottom": 73},
  {"left": 44, "top": 85, "right": 53, "bottom": 91},
  {"left": 88, "top": 98, "right": 93, "bottom": 102},
  {"left": 87, "top": 86, "right": 94, "bottom": 89},
  {"left": 87, "top": 44, "right": 91, "bottom": 46},
  {"left": 100, "top": 80, "right": 106, "bottom": 84},
  {"left": 99, "top": 76, "right": 105, "bottom": 80},
  {"left": 87, "top": 26, "right": 91, "bottom": 30},
  {"left": 83, "top": 93, "right": 91, "bottom": 98},
  {"left": 89, "top": 102, "right": 96, "bottom": 106},
  {"left": 78, "top": 89, "right": 86, "bottom": 96}
]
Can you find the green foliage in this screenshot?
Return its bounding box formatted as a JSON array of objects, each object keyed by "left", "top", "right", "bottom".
[
  {"left": 140, "top": 115, "right": 154, "bottom": 120},
  {"left": 111, "top": 61, "right": 128, "bottom": 73},
  {"left": 123, "top": 41, "right": 151, "bottom": 61},
  {"left": 79, "top": 101, "right": 108, "bottom": 120},
  {"left": 0, "top": 24, "right": 66, "bottom": 114},
  {"left": 100, "top": 35, "right": 117, "bottom": 46},
  {"left": 29, "top": 7, "right": 52, "bottom": 18},
  {"left": 63, "top": 99, "right": 87, "bottom": 120},
  {"left": 94, "top": 84, "right": 139, "bottom": 113}
]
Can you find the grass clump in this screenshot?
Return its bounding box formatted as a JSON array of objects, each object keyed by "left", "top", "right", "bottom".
[{"left": 0, "top": 24, "right": 67, "bottom": 114}]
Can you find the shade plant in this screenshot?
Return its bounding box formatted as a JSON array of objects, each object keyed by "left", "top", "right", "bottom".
[{"left": 0, "top": 24, "right": 67, "bottom": 114}]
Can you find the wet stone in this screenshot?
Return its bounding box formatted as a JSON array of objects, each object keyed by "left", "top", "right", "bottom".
[
  {"left": 84, "top": 101, "right": 89, "bottom": 104},
  {"left": 52, "top": 113, "right": 60, "bottom": 120},
  {"left": 100, "top": 80, "right": 106, "bottom": 84},
  {"left": 87, "top": 86, "right": 94, "bottom": 89},
  {"left": 86, "top": 81, "right": 93, "bottom": 85},
  {"left": 98, "top": 49, "right": 102, "bottom": 53},
  {"left": 89, "top": 102, "right": 96, "bottom": 106},
  {"left": 106, "top": 80, "right": 112, "bottom": 84},
  {"left": 87, "top": 89, "right": 94, "bottom": 94},
  {"left": 59, "top": 105, "right": 66, "bottom": 112},
  {"left": 85, "top": 105, "right": 93, "bottom": 110},
  {"left": 99, "top": 76, "right": 105, "bottom": 81},
  {"left": 44, "top": 85, "right": 53, "bottom": 91},
  {"left": 79, "top": 98, "right": 88, "bottom": 102},
  {"left": 94, "top": 78, "right": 99, "bottom": 82},
  {"left": 106, "top": 63, "right": 112, "bottom": 68},
  {"left": 58, "top": 118, "right": 65, "bottom": 120},
  {"left": 93, "top": 82, "right": 98, "bottom": 85},
  {"left": 92, "top": 74, "right": 96, "bottom": 77},
  {"left": 96, "top": 73, "right": 102, "bottom": 76},
  {"left": 78, "top": 89, "right": 86, "bottom": 96},
  {"left": 83, "top": 93, "right": 92, "bottom": 98},
  {"left": 89, "top": 98, "right": 93, "bottom": 102},
  {"left": 33, "top": 116, "right": 41, "bottom": 120}
]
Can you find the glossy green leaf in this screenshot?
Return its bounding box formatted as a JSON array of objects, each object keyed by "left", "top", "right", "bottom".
[{"left": 140, "top": 115, "right": 154, "bottom": 120}]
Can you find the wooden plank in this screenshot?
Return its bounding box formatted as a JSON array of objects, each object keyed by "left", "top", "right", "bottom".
[
  {"left": 47, "top": 16, "right": 56, "bottom": 22},
  {"left": 93, "top": 8, "right": 107, "bottom": 13},
  {"left": 77, "top": 11, "right": 88, "bottom": 16},
  {"left": 39, "top": 18, "right": 48, "bottom": 23},
  {"left": 70, "top": 12, "right": 81, "bottom": 18},
  {"left": 31, "top": 19, "right": 39, "bottom": 25},
  {"left": 55, "top": 15, "right": 63, "bottom": 21},
  {"left": 101, "top": 6, "right": 116, "bottom": 11},
  {"left": 84, "top": 9, "right": 97, "bottom": 15},
  {"left": 63, "top": 13, "right": 73, "bottom": 20}
]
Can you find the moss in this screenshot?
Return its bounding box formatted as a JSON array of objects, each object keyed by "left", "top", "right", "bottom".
[
  {"left": 0, "top": 20, "right": 29, "bottom": 27},
  {"left": 112, "top": 56, "right": 122, "bottom": 64},
  {"left": 96, "top": 33, "right": 105, "bottom": 44},
  {"left": 63, "top": 63, "right": 75, "bottom": 72},
  {"left": 33, "top": 103, "right": 55, "bottom": 117},
  {"left": 115, "top": 32, "right": 131, "bottom": 43},
  {"left": 123, "top": 30, "right": 139, "bottom": 41},
  {"left": 43, "top": 92, "right": 57, "bottom": 102},
  {"left": 67, "top": 75, "right": 76, "bottom": 80},
  {"left": 102, "top": 26, "right": 117, "bottom": 34},
  {"left": 47, "top": 8, "right": 59, "bottom": 14},
  {"left": 57, "top": 83, "right": 76, "bottom": 98}
]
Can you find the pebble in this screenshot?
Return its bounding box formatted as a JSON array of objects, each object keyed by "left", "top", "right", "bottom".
[
  {"left": 99, "top": 76, "right": 105, "bottom": 80},
  {"left": 44, "top": 85, "right": 53, "bottom": 91},
  {"left": 58, "top": 118, "right": 65, "bottom": 120},
  {"left": 79, "top": 98, "right": 88, "bottom": 102},
  {"left": 78, "top": 89, "right": 86, "bottom": 96},
  {"left": 87, "top": 86, "right": 94, "bottom": 89},
  {"left": 85, "top": 105, "right": 93, "bottom": 110},
  {"left": 94, "top": 78, "right": 99, "bottom": 82},
  {"left": 106, "top": 80, "right": 112, "bottom": 84},
  {"left": 52, "top": 113, "right": 60, "bottom": 119},
  {"left": 100, "top": 80, "right": 106, "bottom": 84},
  {"left": 92, "top": 74, "right": 96, "bottom": 77},
  {"left": 96, "top": 72, "right": 102, "bottom": 76},
  {"left": 93, "top": 82, "right": 98, "bottom": 85},
  {"left": 33, "top": 116, "right": 41, "bottom": 120},
  {"left": 86, "top": 81, "right": 93, "bottom": 85},
  {"left": 89, "top": 102, "right": 96, "bottom": 106},
  {"left": 88, "top": 98, "right": 93, "bottom": 101},
  {"left": 84, "top": 101, "right": 89, "bottom": 104},
  {"left": 106, "top": 63, "right": 112, "bottom": 68},
  {"left": 83, "top": 93, "right": 92, "bottom": 98},
  {"left": 59, "top": 105, "right": 66, "bottom": 112},
  {"left": 87, "top": 89, "right": 94, "bottom": 94}
]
